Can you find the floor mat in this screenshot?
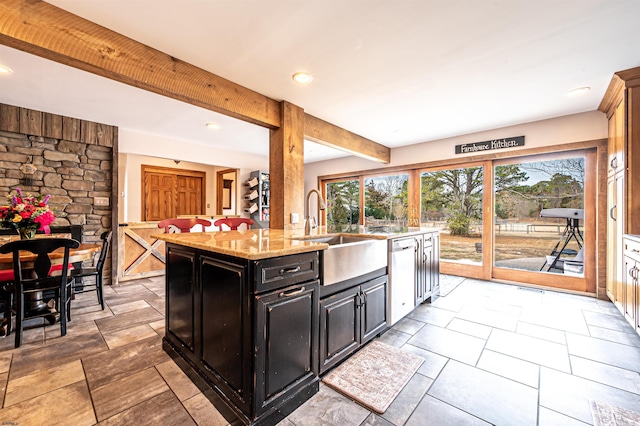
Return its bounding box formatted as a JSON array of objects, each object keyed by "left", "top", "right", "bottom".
[
  {"left": 322, "top": 341, "right": 423, "bottom": 413},
  {"left": 591, "top": 400, "right": 640, "bottom": 426}
]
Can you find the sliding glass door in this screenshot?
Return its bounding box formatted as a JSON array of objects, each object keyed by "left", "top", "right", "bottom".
[
  {"left": 418, "top": 151, "right": 593, "bottom": 290},
  {"left": 493, "top": 157, "right": 585, "bottom": 274},
  {"left": 420, "top": 165, "right": 484, "bottom": 276}
]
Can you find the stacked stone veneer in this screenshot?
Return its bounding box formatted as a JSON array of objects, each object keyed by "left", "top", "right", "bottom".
[{"left": 0, "top": 103, "right": 117, "bottom": 284}]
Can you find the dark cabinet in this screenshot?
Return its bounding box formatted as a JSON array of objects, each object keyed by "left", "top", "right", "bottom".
[
  {"left": 164, "top": 245, "right": 320, "bottom": 425},
  {"left": 361, "top": 278, "right": 388, "bottom": 342},
  {"left": 319, "top": 285, "right": 359, "bottom": 373},
  {"left": 166, "top": 246, "right": 197, "bottom": 354},
  {"left": 255, "top": 282, "right": 318, "bottom": 412},
  {"left": 415, "top": 232, "right": 440, "bottom": 305},
  {"left": 199, "top": 255, "right": 250, "bottom": 406},
  {"left": 319, "top": 275, "right": 387, "bottom": 373}
]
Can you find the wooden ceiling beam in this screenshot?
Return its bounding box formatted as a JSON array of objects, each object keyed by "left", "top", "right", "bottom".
[
  {"left": 0, "top": 0, "right": 391, "bottom": 163},
  {"left": 0, "top": 0, "right": 281, "bottom": 128},
  {"left": 304, "top": 113, "right": 390, "bottom": 164}
]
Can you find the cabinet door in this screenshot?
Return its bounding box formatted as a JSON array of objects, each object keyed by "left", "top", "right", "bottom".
[
  {"left": 608, "top": 100, "right": 625, "bottom": 176},
  {"left": 319, "top": 286, "right": 360, "bottom": 373},
  {"left": 613, "top": 173, "right": 626, "bottom": 305},
  {"left": 422, "top": 234, "right": 434, "bottom": 299},
  {"left": 430, "top": 233, "right": 441, "bottom": 298},
  {"left": 254, "top": 281, "right": 318, "bottom": 414},
  {"left": 608, "top": 174, "right": 625, "bottom": 308},
  {"left": 606, "top": 175, "right": 618, "bottom": 303},
  {"left": 200, "top": 256, "right": 249, "bottom": 404},
  {"left": 635, "top": 263, "right": 640, "bottom": 336},
  {"left": 361, "top": 276, "right": 388, "bottom": 344},
  {"left": 623, "top": 256, "right": 636, "bottom": 327},
  {"left": 166, "top": 246, "right": 196, "bottom": 353},
  {"left": 415, "top": 236, "right": 425, "bottom": 304}
]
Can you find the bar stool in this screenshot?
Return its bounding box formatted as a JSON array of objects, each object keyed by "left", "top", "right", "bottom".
[
  {"left": 158, "top": 218, "right": 212, "bottom": 233},
  {"left": 213, "top": 218, "right": 254, "bottom": 231}
]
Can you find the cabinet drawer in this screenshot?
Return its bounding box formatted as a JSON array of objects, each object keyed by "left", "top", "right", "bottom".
[
  {"left": 624, "top": 236, "right": 640, "bottom": 262},
  {"left": 255, "top": 251, "right": 319, "bottom": 293}
]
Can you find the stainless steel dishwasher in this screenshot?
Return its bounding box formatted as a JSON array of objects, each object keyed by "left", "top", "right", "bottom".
[{"left": 388, "top": 237, "right": 416, "bottom": 325}]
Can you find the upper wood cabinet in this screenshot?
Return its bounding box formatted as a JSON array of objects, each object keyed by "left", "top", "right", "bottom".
[
  {"left": 599, "top": 66, "right": 640, "bottom": 309},
  {"left": 607, "top": 100, "right": 625, "bottom": 176}
]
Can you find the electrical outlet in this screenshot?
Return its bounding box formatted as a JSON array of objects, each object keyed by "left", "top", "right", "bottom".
[
  {"left": 94, "top": 197, "right": 110, "bottom": 206},
  {"left": 291, "top": 213, "right": 299, "bottom": 224}
]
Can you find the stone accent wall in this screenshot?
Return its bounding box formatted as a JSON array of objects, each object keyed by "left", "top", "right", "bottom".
[{"left": 0, "top": 103, "right": 117, "bottom": 283}]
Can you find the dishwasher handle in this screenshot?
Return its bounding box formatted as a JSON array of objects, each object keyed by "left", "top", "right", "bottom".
[{"left": 392, "top": 238, "right": 416, "bottom": 252}]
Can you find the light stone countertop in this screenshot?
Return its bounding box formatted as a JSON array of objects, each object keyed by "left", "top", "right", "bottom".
[
  {"left": 152, "top": 228, "right": 328, "bottom": 260},
  {"left": 152, "top": 226, "right": 439, "bottom": 260}
]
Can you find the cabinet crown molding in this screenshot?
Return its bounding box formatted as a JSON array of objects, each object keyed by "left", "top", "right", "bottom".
[{"left": 599, "top": 66, "right": 640, "bottom": 117}]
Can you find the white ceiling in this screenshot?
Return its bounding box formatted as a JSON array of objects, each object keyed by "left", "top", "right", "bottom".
[{"left": 1, "top": 0, "right": 640, "bottom": 164}]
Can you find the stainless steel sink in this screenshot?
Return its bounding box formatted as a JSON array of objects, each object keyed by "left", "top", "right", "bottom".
[
  {"left": 291, "top": 235, "right": 388, "bottom": 285},
  {"left": 301, "top": 235, "right": 374, "bottom": 246}
]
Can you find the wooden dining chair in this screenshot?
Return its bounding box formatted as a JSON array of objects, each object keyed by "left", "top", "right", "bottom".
[
  {"left": 0, "top": 238, "right": 79, "bottom": 348},
  {"left": 213, "top": 217, "right": 255, "bottom": 231},
  {"left": 158, "top": 218, "right": 212, "bottom": 233},
  {"left": 69, "top": 231, "right": 112, "bottom": 310}
]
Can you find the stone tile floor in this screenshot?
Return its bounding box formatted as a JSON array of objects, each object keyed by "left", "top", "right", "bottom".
[{"left": 1, "top": 275, "right": 639, "bottom": 425}]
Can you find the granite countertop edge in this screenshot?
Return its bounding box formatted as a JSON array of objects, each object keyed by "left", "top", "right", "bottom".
[{"left": 152, "top": 227, "right": 439, "bottom": 260}]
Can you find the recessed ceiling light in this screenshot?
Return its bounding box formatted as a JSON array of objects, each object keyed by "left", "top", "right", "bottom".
[
  {"left": 205, "top": 122, "right": 220, "bottom": 129},
  {"left": 292, "top": 72, "right": 313, "bottom": 84},
  {"left": 567, "top": 86, "right": 591, "bottom": 97},
  {"left": 0, "top": 64, "right": 13, "bottom": 74}
]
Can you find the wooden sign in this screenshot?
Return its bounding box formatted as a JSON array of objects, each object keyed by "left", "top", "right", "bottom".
[{"left": 455, "top": 136, "right": 525, "bottom": 154}]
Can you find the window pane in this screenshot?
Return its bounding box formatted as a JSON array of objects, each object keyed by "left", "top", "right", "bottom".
[
  {"left": 364, "top": 174, "right": 408, "bottom": 231},
  {"left": 421, "top": 167, "right": 483, "bottom": 264},
  {"left": 326, "top": 180, "right": 360, "bottom": 232},
  {"left": 494, "top": 157, "right": 585, "bottom": 274}
]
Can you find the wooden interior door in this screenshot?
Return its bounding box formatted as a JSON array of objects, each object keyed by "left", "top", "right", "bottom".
[
  {"left": 177, "top": 176, "right": 203, "bottom": 216},
  {"left": 142, "top": 166, "right": 206, "bottom": 221},
  {"left": 145, "top": 172, "right": 176, "bottom": 221}
]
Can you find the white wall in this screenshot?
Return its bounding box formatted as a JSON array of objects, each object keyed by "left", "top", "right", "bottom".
[
  {"left": 114, "top": 111, "right": 607, "bottom": 224},
  {"left": 118, "top": 129, "right": 269, "bottom": 222},
  {"left": 304, "top": 111, "right": 608, "bottom": 195}
]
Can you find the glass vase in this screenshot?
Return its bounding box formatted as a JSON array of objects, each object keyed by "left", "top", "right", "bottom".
[{"left": 18, "top": 228, "right": 37, "bottom": 240}]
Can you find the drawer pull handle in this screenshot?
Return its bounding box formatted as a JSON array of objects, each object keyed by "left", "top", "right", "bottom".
[
  {"left": 279, "top": 287, "right": 305, "bottom": 297},
  {"left": 279, "top": 266, "right": 301, "bottom": 274}
]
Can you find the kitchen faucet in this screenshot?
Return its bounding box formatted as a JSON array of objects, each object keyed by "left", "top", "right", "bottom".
[{"left": 305, "top": 189, "right": 326, "bottom": 235}]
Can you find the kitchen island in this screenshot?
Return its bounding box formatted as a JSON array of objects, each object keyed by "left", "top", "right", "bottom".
[
  {"left": 154, "top": 229, "right": 329, "bottom": 425},
  {"left": 154, "top": 227, "right": 437, "bottom": 425}
]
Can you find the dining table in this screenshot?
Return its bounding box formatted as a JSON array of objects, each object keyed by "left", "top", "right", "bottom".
[
  {"left": 0, "top": 241, "right": 101, "bottom": 271},
  {"left": 0, "top": 238, "right": 101, "bottom": 329}
]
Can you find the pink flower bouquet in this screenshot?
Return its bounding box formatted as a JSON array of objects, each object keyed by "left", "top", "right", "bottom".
[{"left": 0, "top": 188, "right": 56, "bottom": 234}]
